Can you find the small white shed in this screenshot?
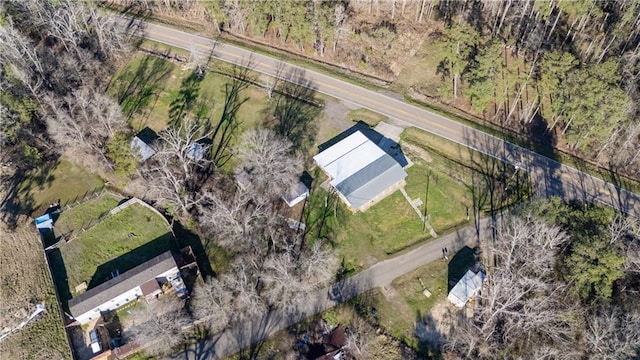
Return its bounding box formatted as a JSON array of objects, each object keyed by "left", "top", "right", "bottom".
[{"left": 447, "top": 270, "right": 485, "bottom": 308}]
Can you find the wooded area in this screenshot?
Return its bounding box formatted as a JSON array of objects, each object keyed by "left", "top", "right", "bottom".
[{"left": 129, "top": 0, "right": 640, "bottom": 178}]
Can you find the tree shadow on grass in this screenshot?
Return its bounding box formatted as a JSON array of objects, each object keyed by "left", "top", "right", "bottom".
[
  {"left": 414, "top": 311, "right": 444, "bottom": 359},
  {"left": 47, "top": 247, "right": 73, "bottom": 310},
  {"left": 0, "top": 156, "right": 60, "bottom": 230},
  {"left": 169, "top": 68, "right": 208, "bottom": 127},
  {"left": 109, "top": 54, "right": 173, "bottom": 122},
  {"left": 269, "top": 68, "right": 322, "bottom": 151}
]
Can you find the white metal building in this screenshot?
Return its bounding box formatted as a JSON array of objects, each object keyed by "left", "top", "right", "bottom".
[
  {"left": 313, "top": 130, "right": 407, "bottom": 211},
  {"left": 447, "top": 269, "right": 486, "bottom": 308}
]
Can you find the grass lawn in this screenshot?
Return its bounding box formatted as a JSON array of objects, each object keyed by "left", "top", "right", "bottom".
[
  {"left": 55, "top": 203, "right": 176, "bottom": 300},
  {"left": 355, "top": 259, "right": 449, "bottom": 351},
  {"left": 55, "top": 192, "right": 123, "bottom": 235},
  {"left": 404, "top": 163, "right": 471, "bottom": 232},
  {"left": 18, "top": 160, "right": 104, "bottom": 215},
  {"left": 1, "top": 226, "right": 72, "bottom": 359},
  {"left": 109, "top": 53, "right": 269, "bottom": 134},
  {"left": 347, "top": 108, "right": 389, "bottom": 126},
  {"left": 336, "top": 191, "right": 426, "bottom": 269},
  {"left": 333, "top": 158, "right": 472, "bottom": 270}
]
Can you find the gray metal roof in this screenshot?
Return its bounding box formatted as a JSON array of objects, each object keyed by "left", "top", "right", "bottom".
[
  {"left": 335, "top": 154, "right": 407, "bottom": 210},
  {"left": 68, "top": 251, "right": 177, "bottom": 317},
  {"left": 130, "top": 136, "right": 157, "bottom": 162}
]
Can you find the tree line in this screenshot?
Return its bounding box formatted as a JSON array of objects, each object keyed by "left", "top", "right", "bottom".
[
  {"left": 438, "top": 198, "right": 640, "bottom": 359},
  {"left": 129, "top": 0, "right": 640, "bottom": 179}
]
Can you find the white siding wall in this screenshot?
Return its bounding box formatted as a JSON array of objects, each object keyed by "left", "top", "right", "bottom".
[{"left": 74, "top": 286, "right": 143, "bottom": 325}]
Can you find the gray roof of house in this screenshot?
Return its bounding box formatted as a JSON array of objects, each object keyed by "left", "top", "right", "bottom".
[
  {"left": 68, "top": 251, "right": 177, "bottom": 317},
  {"left": 130, "top": 136, "right": 157, "bottom": 162},
  {"left": 335, "top": 154, "right": 407, "bottom": 210}
]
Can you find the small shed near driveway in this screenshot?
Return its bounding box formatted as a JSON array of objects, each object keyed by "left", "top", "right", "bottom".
[{"left": 447, "top": 269, "right": 485, "bottom": 308}]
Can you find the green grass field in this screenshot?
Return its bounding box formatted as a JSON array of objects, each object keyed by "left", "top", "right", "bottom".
[
  {"left": 55, "top": 203, "right": 175, "bottom": 300},
  {"left": 330, "top": 158, "right": 472, "bottom": 270},
  {"left": 360, "top": 259, "right": 449, "bottom": 351},
  {"left": 347, "top": 108, "right": 389, "bottom": 126},
  {"left": 404, "top": 163, "right": 471, "bottom": 232},
  {"left": 336, "top": 191, "right": 425, "bottom": 269},
  {"left": 55, "top": 192, "right": 123, "bottom": 235},
  {"left": 18, "top": 160, "right": 104, "bottom": 215},
  {"left": 109, "top": 53, "right": 269, "bottom": 133}
]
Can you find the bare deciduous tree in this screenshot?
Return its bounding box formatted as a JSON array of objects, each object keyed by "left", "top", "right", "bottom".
[
  {"left": 45, "top": 86, "right": 126, "bottom": 165},
  {"left": 125, "top": 297, "right": 191, "bottom": 357},
  {"left": 143, "top": 118, "right": 213, "bottom": 216},
  {"left": 192, "top": 276, "right": 233, "bottom": 333},
  {"left": 445, "top": 213, "right": 579, "bottom": 358},
  {"left": 584, "top": 306, "right": 640, "bottom": 359},
  {"left": 235, "top": 128, "right": 302, "bottom": 201}
]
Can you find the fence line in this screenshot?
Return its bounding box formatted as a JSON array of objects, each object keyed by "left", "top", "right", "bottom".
[{"left": 61, "top": 195, "right": 171, "bottom": 244}]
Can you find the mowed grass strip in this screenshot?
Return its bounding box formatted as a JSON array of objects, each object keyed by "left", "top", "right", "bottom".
[
  {"left": 337, "top": 191, "right": 424, "bottom": 269},
  {"left": 335, "top": 161, "right": 472, "bottom": 269},
  {"left": 59, "top": 203, "right": 175, "bottom": 295},
  {"left": 55, "top": 192, "right": 123, "bottom": 234}
]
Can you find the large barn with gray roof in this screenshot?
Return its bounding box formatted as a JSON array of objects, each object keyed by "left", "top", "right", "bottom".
[{"left": 314, "top": 129, "right": 407, "bottom": 212}]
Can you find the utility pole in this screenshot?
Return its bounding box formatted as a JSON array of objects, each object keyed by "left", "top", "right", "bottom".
[{"left": 423, "top": 169, "right": 431, "bottom": 232}]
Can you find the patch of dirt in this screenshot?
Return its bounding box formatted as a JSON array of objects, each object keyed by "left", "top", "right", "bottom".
[
  {"left": 316, "top": 100, "right": 354, "bottom": 144},
  {"left": 428, "top": 299, "right": 459, "bottom": 337},
  {"left": 401, "top": 142, "right": 433, "bottom": 163}
]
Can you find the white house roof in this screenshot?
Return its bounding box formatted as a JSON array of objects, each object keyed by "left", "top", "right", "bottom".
[
  {"left": 447, "top": 269, "right": 485, "bottom": 308},
  {"left": 313, "top": 131, "right": 407, "bottom": 210}
]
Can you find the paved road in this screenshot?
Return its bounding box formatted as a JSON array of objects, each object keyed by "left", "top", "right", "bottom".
[
  {"left": 173, "top": 218, "right": 492, "bottom": 359},
  {"left": 129, "top": 18, "right": 640, "bottom": 219}
]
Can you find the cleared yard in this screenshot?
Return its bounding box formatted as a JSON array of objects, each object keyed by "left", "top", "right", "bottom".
[
  {"left": 51, "top": 202, "right": 176, "bottom": 302},
  {"left": 54, "top": 192, "right": 123, "bottom": 235},
  {"left": 336, "top": 191, "right": 425, "bottom": 269},
  {"left": 404, "top": 163, "right": 471, "bottom": 232},
  {"left": 0, "top": 224, "right": 72, "bottom": 359},
  {"left": 108, "top": 53, "right": 269, "bottom": 133},
  {"left": 17, "top": 160, "right": 104, "bottom": 216},
  {"left": 332, "top": 159, "right": 472, "bottom": 270}
]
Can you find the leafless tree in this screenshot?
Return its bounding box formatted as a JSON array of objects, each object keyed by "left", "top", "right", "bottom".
[
  {"left": 234, "top": 128, "right": 302, "bottom": 201},
  {"left": 143, "top": 118, "right": 213, "bottom": 216},
  {"left": 45, "top": 86, "right": 126, "bottom": 165},
  {"left": 584, "top": 306, "right": 640, "bottom": 359},
  {"left": 191, "top": 276, "right": 233, "bottom": 333},
  {"left": 261, "top": 241, "right": 336, "bottom": 317},
  {"left": 144, "top": 154, "right": 209, "bottom": 217},
  {"left": 445, "top": 213, "right": 580, "bottom": 358},
  {"left": 344, "top": 316, "right": 374, "bottom": 358},
  {"left": 157, "top": 118, "right": 212, "bottom": 179},
  {"left": 125, "top": 297, "right": 191, "bottom": 357}
]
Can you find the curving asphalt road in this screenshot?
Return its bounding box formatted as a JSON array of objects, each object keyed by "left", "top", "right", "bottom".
[
  {"left": 172, "top": 218, "right": 491, "bottom": 360},
  {"left": 128, "top": 18, "right": 640, "bottom": 219},
  {"left": 119, "top": 16, "right": 640, "bottom": 358}
]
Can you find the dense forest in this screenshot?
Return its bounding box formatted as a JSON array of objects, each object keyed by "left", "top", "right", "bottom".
[{"left": 128, "top": 0, "right": 640, "bottom": 179}]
